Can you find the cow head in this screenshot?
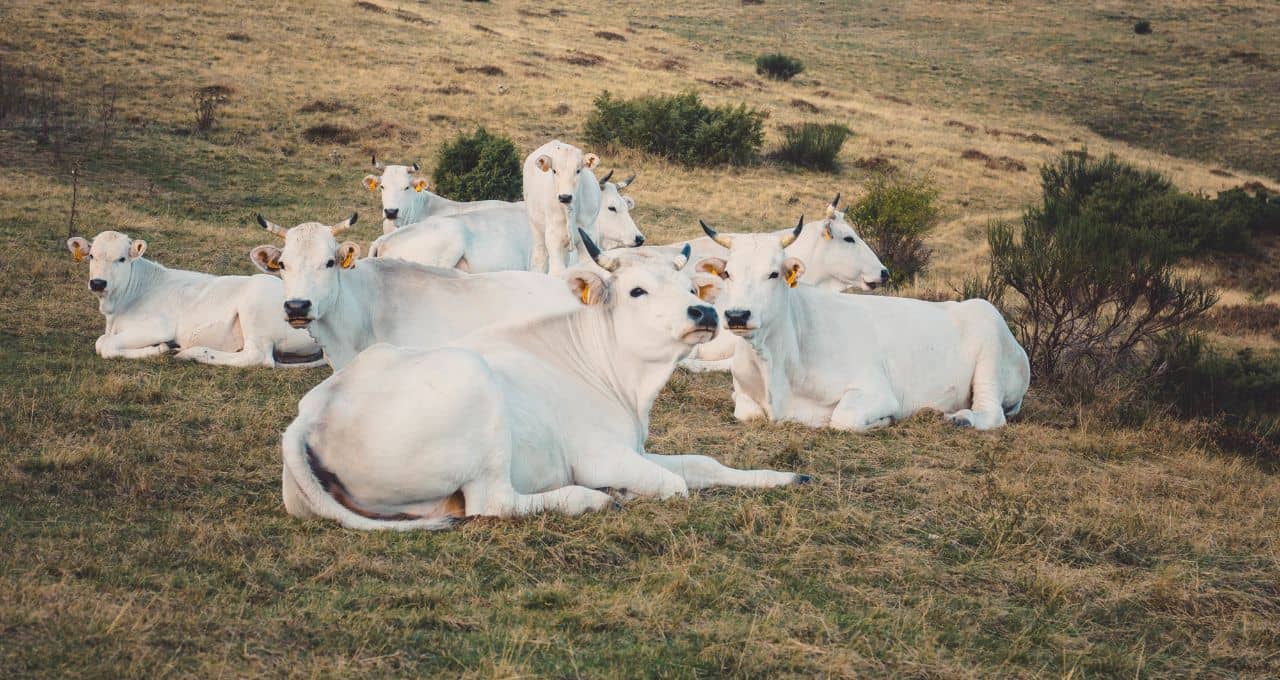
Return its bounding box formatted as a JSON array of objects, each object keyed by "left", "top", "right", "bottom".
[
  {"left": 595, "top": 171, "right": 645, "bottom": 249},
  {"left": 571, "top": 229, "right": 721, "bottom": 362},
  {"left": 250, "top": 213, "right": 360, "bottom": 328},
  {"left": 67, "top": 230, "right": 148, "bottom": 311},
  {"left": 696, "top": 216, "right": 805, "bottom": 338},
  {"left": 363, "top": 156, "right": 427, "bottom": 230},
  {"left": 533, "top": 142, "right": 599, "bottom": 207},
  {"left": 805, "top": 194, "right": 890, "bottom": 291}
]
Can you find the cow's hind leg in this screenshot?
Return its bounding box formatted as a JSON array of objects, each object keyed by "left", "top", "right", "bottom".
[
  {"left": 945, "top": 348, "right": 1008, "bottom": 430},
  {"left": 461, "top": 480, "right": 612, "bottom": 518},
  {"left": 642, "top": 453, "right": 808, "bottom": 489},
  {"left": 829, "top": 387, "right": 899, "bottom": 432}
]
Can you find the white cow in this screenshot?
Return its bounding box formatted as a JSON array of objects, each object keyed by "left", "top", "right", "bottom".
[
  {"left": 367, "top": 171, "right": 645, "bottom": 273},
  {"left": 280, "top": 230, "right": 807, "bottom": 530},
  {"left": 66, "top": 231, "right": 323, "bottom": 367},
  {"left": 363, "top": 156, "right": 513, "bottom": 234},
  {"left": 249, "top": 213, "right": 580, "bottom": 370},
  {"left": 523, "top": 140, "right": 614, "bottom": 275},
  {"left": 699, "top": 222, "right": 1030, "bottom": 431}
]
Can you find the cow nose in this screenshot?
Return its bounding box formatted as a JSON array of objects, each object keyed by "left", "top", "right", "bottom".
[
  {"left": 557, "top": 194, "right": 573, "bottom": 204},
  {"left": 687, "top": 304, "right": 716, "bottom": 327},
  {"left": 283, "top": 299, "right": 312, "bottom": 317},
  {"left": 88, "top": 278, "right": 107, "bottom": 292},
  {"left": 880, "top": 268, "right": 891, "bottom": 283},
  {"left": 633, "top": 235, "right": 645, "bottom": 246},
  {"left": 383, "top": 208, "right": 399, "bottom": 219},
  {"left": 725, "top": 309, "right": 751, "bottom": 326}
]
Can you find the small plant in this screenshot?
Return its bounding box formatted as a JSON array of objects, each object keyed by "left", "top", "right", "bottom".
[
  {"left": 432, "top": 127, "right": 523, "bottom": 202},
  {"left": 193, "top": 85, "right": 230, "bottom": 132},
  {"left": 1134, "top": 20, "right": 1152, "bottom": 35},
  {"left": 771, "top": 122, "right": 851, "bottom": 172},
  {"left": 848, "top": 175, "right": 939, "bottom": 287},
  {"left": 584, "top": 90, "right": 765, "bottom": 167},
  {"left": 755, "top": 53, "right": 804, "bottom": 81}
]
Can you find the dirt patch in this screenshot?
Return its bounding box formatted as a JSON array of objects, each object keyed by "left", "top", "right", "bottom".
[
  {"left": 394, "top": 9, "right": 433, "bottom": 25},
  {"left": 302, "top": 123, "right": 359, "bottom": 145},
  {"left": 945, "top": 119, "right": 977, "bottom": 134},
  {"left": 1211, "top": 169, "right": 1236, "bottom": 178},
  {"left": 697, "top": 75, "right": 762, "bottom": 90},
  {"left": 854, "top": 156, "right": 898, "bottom": 173},
  {"left": 644, "top": 57, "right": 684, "bottom": 71},
  {"left": 876, "top": 93, "right": 912, "bottom": 106},
  {"left": 353, "top": 1, "right": 385, "bottom": 13},
  {"left": 552, "top": 102, "right": 571, "bottom": 115},
  {"left": 455, "top": 65, "right": 505, "bottom": 77},
  {"left": 473, "top": 24, "right": 497, "bottom": 35},
  {"left": 961, "top": 149, "right": 1026, "bottom": 172},
  {"left": 561, "top": 51, "right": 606, "bottom": 67},
  {"left": 224, "top": 32, "right": 251, "bottom": 42},
  {"left": 985, "top": 127, "right": 1054, "bottom": 145},
  {"left": 790, "top": 98, "right": 819, "bottom": 113},
  {"left": 430, "top": 84, "right": 472, "bottom": 96},
  {"left": 595, "top": 31, "right": 626, "bottom": 42},
  {"left": 300, "top": 98, "right": 357, "bottom": 114},
  {"left": 366, "top": 120, "right": 419, "bottom": 143}
]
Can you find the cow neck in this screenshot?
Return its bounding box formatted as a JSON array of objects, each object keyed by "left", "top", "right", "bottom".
[
  {"left": 101, "top": 257, "right": 165, "bottom": 318},
  {"left": 747, "top": 287, "right": 808, "bottom": 390},
  {"left": 403, "top": 189, "right": 456, "bottom": 226},
  {"left": 316, "top": 265, "right": 372, "bottom": 362}
]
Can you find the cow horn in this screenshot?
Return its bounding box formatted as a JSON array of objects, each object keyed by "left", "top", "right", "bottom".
[
  {"left": 411, "top": 162, "right": 420, "bottom": 173},
  {"left": 830, "top": 192, "right": 841, "bottom": 209},
  {"left": 256, "top": 214, "right": 288, "bottom": 239},
  {"left": 578, "top": 228, "right": 618, "bottom": 272},
  {"left": 673, "top": 243, "right": 692, "bottom": 270},
  {"left": 700, "top": 220, "right": 733, "bottom": 248},
  {"left": 779, "top": 214, "right": 804, "bottom": 248},
  {"left": 617, "top": 174, "right": 636, "bottom": 189},
  {"left": 597, "top": 168, "right": 615, "bottom": 187},
  {"left": 372, "top": 155, "right": 383, "bottom": 170},
  {"left": 331, "top": 212, "right": 358, "bottom": 234}
]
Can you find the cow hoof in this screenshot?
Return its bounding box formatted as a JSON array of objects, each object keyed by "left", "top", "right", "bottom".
[
  {"left": 949, "top": 417, "right": 973, "bottom": 429},
  {"left": 794, "top": 474, "right": 814, "bottom": 485}
]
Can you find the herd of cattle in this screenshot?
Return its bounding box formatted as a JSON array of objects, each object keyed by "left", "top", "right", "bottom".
[{"left": 67, "top": 139, "right": 1031, "bottom": 529}]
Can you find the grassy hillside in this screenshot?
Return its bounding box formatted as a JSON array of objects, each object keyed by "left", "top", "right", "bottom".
[{"left": 1, "top": 1, "right": 1278, "bottom": 676}]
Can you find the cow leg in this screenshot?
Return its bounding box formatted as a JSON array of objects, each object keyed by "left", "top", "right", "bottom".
[
  {"left": 642, "top": 453, "right": 807, "bottom": 489},
  {"left": 94, "top": 327, "right": 174, "bottom": 359},
  {"left": 946, "top": 353, "right": 1008, "bottom": 430},
  {"left": 572, "top": 450, "right": 690, "bottom": 499},
  {"left": 175, "top": 310, "right": 276, "bottom": 367},
  {"left": 829, "top": 388, "right": 899, "bottom": 432},
  {"left": 461, "top": 479, "right": 612, "bottom": 517}
]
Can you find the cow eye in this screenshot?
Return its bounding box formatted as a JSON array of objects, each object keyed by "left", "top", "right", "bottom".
[
  {"left": 117, "top": 257, "right": 126, "bottom": 263},
  {"left": 629, "top": 287, "right": 647, "bottom": 298},
  {"left": 325, "top": 259, "right": 335, "bottom": 268},
  {"left": 608, "top": 206, "right": 617, "bottom": 212},
  {"left": 404, "top": 185, "right": 411, "bottom": 191},
  {"left": 769, "top": 271, "right": 779, "bottom": 279},
  {"left": 844, "top": 236, "right": 856, "bottom": 243}
]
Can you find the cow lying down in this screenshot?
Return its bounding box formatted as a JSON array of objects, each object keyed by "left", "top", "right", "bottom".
[
  {"left": 66, "top": 231, "right": 323, "bottom": 367},
  {"left": 281, "top": 231, "right": 808, "bottom": 530},
  {"left": 700, "top": 222, "right": 1030, "bottom": 431}
]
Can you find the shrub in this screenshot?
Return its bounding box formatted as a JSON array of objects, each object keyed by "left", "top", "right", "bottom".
[
  {"left": 974, "top": 152, "right": 1219, "bottom": 386},
  {"left": 755, "top": 53, "right": 804, "bottom": 81},
  {"left": 583, "top": 91, "right": 765, "bottom": 167},
  {"left": 848, "top": 175, "right": 939, "bottom": 287},
  {"left": 1134, "top": 20, "right": 1152, "bottom": 35},
  {"left": 431, "top": 127, "right": 522, "bottom": 202},
  {"left": 771, "top": 122, "right": 851, "bottom": 172}
]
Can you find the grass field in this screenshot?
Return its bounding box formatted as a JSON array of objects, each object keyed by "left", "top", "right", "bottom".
[{"left": 2, "top": 0, "right": 1278, "bottom": 676}]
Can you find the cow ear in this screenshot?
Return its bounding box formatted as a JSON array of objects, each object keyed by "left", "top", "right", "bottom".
[
  {"left": 129, "top": 239, "right": 147, "bottom": 260},
  {"left": 336, "top": 242, "right": 360, "bottom": 269},
  {"left": 782, "top": 257, "right": 805, "bottom": 288},
  {"left": 697, "top": 257, "right": 728, "bottom": 279},
  {"left": 535, "top": 155, "right": 552, "bottom": 172},
  {"left": 692, "top": 273, "right": 723, "bottom": 304},
  {"left": 67, "top": 237, "right": 91, "bottom": 262},
  {"left": 250, "top": 245, "right": 283, "bottom": 276},
  {"left": 412, "top": 178, "right": 428, "bottom": 193},
  {"left": 566, "top": 270, "right": 607, "bottom": 305},
  {"left": 363, "top": 175, "right": 380, "bottom": 192},
  {"left": 622, "top": 196, "right": 635, "bottom": 210},
  {"left": 582, "top": 153, "right": 600, "bottom": 169}
]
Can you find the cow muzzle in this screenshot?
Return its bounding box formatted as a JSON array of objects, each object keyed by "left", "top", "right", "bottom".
[
  {"left": 88, "top": 278, "right": 107, "bottom": 293},
  {"left": 682, "top": 304, "right": 719, "bottom": 343},
  {"left": 724, "top": 309, "right": 755, "bottom": 335},
  {"left": 283, "top": 299, "right": 313, "bottom": 327},
  {"left": 557, "top": 194, "right": 573, "bottom": 205},
  {"left": 383, "top": 208, "right": 399, "bottom": 220}
]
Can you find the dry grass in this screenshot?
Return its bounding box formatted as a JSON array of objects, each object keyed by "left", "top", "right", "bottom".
[{"left": 1, "top": 0, "right": 1278, "bottom": 676}]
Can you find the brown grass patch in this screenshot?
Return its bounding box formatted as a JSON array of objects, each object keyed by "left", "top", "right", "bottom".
[
  {"left": 595, "top": 31, "right": 626, "bottom": 42},
  {"left": 961, "top": 149, "right": 1026, "bottom": 172},
  {"left": 431, "top": 84, "right": 472, "bottom": 96},
  {"left": 224, "top": 32, "right": 251, "bottom": 42},
  {"left": 551, "top": 102, "right": 571, "bottom": 115},
  {"left": 697, "top": 75, "right": 762, "bottom": 89},
  {"left": 853, "top": 155, "right": 898, "bottom": 173},
  {"left": 561, "top": 51, "right": 606, "bottom": 67},
  {"left": 472, "top": 23, "right": 497, "bottom": 35},
  {"left": 1211, "top": 168, "right": 1236, "bottom": 178},
  {"left": 945, "top": 119, "right": 977, "bottom": 134},
  {"left": 393, "top": 9, "right": 433, "bottom": 25},
  {"left": 299, "top": 98, "right": 357, "bottom": 114},
  {"left": 985, "top": 127, "right": 1054, "bottom": 145},
  {"left": 876, "top": 93, "right": 912, "bottom": 106},
  {"left": 353, "top": 1, "right": 385, "bottom": 13},
  {"left": 455, "top": 65, "right": 505, "bottom": 77},
  {"left": 302, "top": 123, "right": 359, "bottom": 144},
  {"left": 790, "top": 98, "right": 819, "bottom": 113}
]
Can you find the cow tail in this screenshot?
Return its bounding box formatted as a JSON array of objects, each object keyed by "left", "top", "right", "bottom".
[{"left": 280, "top": 418, "right": 458, "bottom": 531}]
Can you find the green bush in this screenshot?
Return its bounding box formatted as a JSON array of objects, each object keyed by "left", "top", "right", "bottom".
[
  {"left": 771, "top": 122, "right": 851, "bottom": 172},
  {"left": 755, "top": 53, "right": 804, "bottom": 81},
  {"left": 431, "top": 127, "right": 522, "bottom": 202},
  {"left": 848, "top": 175, "right": 939, "bottom": 288},
  {"left": 583, "top": 91, "right": 765, "bottom": 167},
  {"left": 974, "top": 151, "right": 1218, "bottom": 387}
]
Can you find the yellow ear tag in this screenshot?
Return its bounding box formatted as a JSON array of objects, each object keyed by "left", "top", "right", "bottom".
[
  {"left": 72, "top": 246, "right": 85, "bottom": 263},
  {"left": 413, "top": 179, "right": 428, "bottom": 192},
  {"left": 341, "top": 249, "right": 356, "bottom": 269},
  {"left": 365, "top": 179, "right": 378, "bottom": 191},
  {"left": 580, "top": 285, "right": 591, "bottom": 304},
  {"left": 786, "top": 269, "right": 799, "bottom": 287},
  {"left": 823, "top": 228, "right": 833, "bottom": 241}
]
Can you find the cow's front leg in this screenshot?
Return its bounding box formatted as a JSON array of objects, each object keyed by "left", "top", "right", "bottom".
[
  {"left": 94, "top": 326, "right": 175, "bottom": 359},
  {"left": 543, "top": 218, "right": 571, "bottom": 275},
  {"left": 462, "top": 480, "right": 613, "bottom": 518},
  {"left": 829, "top": 388, "right": 899, "bottom": 432},
  {"left": 572, "top": 449, "right": 689, "bottom": 499},
  {"left": 732, "top": 390, "right": 768, "bottom": 421}
]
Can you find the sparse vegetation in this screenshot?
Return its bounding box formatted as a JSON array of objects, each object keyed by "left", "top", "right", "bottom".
[
  {"left": 755, "top": 52, "right": 804, "bottom": 81},
  {"left": 771, "top": 122, "right": 851, "bottom": 172},
  {"left": 301, "top": 122, "right": 358, "bottom": 144},
  {"left": 1134, "top": 19, "right": 1152, "bottom": 35},
  {"left": 430, "top": 127, "right": 522, "bottom": 202},
  {"left": 849, "top": 175, "right": 939, "bottom": 287},
  {"left": 193, "top": 85, "right": 230, "bottom": 133},
  {"left": 584, "top": 90, "right": 765, "bottom": 166}
]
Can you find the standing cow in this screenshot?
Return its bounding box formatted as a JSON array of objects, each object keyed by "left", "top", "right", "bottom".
[
  {"left": 699, "top": 221, "right": 1030, "bottom": 431},
  {"left": 523, "top": 140, "right": 613, "bottom": 275},
  {"left": 363, "top": 157, "right": 512, "bottom": 234},
  {"left": 280, "top": 230, "right": 807, "bottom": 530},
  {"left": 66, "top": 231, "right": 322, "bottom": 367}
]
